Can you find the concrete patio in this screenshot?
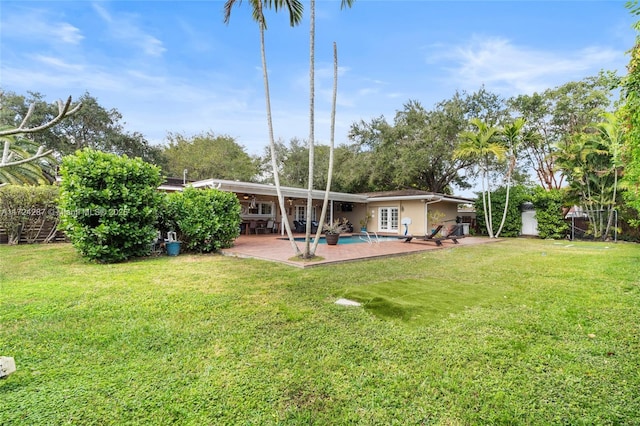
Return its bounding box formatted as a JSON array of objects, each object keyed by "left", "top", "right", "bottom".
[{"left": 220, "top": 233, "right": 496, "bottom": 268}]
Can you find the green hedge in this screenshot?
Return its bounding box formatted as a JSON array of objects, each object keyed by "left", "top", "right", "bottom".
[
  {"left": 159, "top": 187, "right": 241, "bottom": 253},
  {"left": 0, "top": 184, "right": 59, "bottom": 244},
  {"left": 58, "top": 149, "right": 162, "bottom": 263},
  {"left": 532, "top": 187, "right": 569, "bottom": 239}
]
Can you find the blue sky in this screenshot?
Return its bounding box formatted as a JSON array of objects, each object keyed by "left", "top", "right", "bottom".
[{"left": 1, "top": 0, "right": 637, "bottom": 161}]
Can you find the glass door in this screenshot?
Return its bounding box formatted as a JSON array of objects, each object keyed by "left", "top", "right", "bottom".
[{"left": 378, "top": 207, "right": 399, "bottom": 232}]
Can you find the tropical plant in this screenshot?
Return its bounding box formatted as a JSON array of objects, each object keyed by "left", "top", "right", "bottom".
[
  {"left": 0, "top": 95, "right": 81, "bottom": 184},
  {"left": 224, "top": 0, "right": 354, "bottom": 260},
  {"left": 323, "top": 219, "right": 347, "bottom": 235},
  {"left": 0, "top": 133, "right": 56, "bottom": 184},
  {"left": 621, "top": 2, "right": 640, "bottom": 222},
  {"left": 454, "top": 118, "right": 506, "bottom": 238},
  {"left": 494, "top": 117, "right": 527, "bottom": 237},
  {"left": 58, "top": 148, "right": 163, "bottom": 263}
]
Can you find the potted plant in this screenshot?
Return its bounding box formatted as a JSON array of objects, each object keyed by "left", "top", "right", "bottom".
[
  {"left": 359, "top": 213, "right": 372, "bottom": 232},
  {"left": 323, "top": 220, "right": 346, "bottom": 245}
]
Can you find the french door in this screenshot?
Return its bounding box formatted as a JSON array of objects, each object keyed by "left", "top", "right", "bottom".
[{"left": 378, "top": 207, "right": 399, "bottom": 232}]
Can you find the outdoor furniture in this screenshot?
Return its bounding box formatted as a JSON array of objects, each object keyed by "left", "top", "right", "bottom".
[
  {"left": 256, "top": 219, "right": 276, "bottom": 234},
  {"left": 248, "top": 221, "right": 257, "bottom": 234},
  {"left": 293, "top": 221, "right": 305, "bottom": 233},
  {"left": 410, "top": 224, "right": 449, "bottom": 246}
]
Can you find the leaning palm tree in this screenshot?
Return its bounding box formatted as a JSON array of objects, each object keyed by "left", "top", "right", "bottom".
[
  {"left": 224, "top": 0, "right": 304, "bottom": 256},
  {"left": 454, "top": 118, "right": 505, "bottom": 238}
]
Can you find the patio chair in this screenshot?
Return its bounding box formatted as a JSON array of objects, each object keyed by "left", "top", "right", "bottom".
[
  {"left": 293, "top": 220, "right": 306, "bottom": 233},
  {"left": 257, "top": 219, "right": 276, "bottom": 234}
]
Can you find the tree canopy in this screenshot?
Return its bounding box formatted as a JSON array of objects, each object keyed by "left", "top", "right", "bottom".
[{"left": 162, "top": 131, "right": 259, "bottom": 182}]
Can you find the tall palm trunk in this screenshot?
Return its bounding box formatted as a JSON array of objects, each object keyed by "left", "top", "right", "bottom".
[
  {"left": 495, "top": 153, "right": 515, "bottom": 238},
  {"left": 258, "top": 4, "right": 301, "bottom": 255},
  {"left": 303, "top": 0, "right": 316, "bottom": 258},
  {"left": 312, "top": 42, "right": 338, "bottom": 255}
]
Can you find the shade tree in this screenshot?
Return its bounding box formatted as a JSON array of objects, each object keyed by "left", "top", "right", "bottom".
[{"left": 162, "top": 131, "right": 259, "bottom": 181}]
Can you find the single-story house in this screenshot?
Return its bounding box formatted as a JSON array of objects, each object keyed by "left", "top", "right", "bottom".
[{"left": 187, "top": 178, "right": 475, "bottom": 237}]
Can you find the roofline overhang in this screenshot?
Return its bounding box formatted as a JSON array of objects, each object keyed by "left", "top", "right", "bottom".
[
  {"left": 190, "top": 178, "right": 368, "bottom": 203},
  {"left": 188, "top": 179, "right": 475, "bottom": 204},
  {"left": 365, "top": 194, "right": 476, "bottom": 204}
]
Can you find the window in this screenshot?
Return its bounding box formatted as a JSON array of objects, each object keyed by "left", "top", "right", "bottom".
[
  {"left": 241, "top": 201, "right": 274, "bottom": 217},
  {"left": 294, "top": 205, "right": 317, "bottom": 221}
]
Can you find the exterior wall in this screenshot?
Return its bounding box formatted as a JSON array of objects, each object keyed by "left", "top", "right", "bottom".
[
  {"left": 240, "top": 195, "right": 365, "bottom": 234},
  {"left": 365, "top": 200, "right": 461, "bottom": 236},
  {"left": 234, "top": 192, "right": 468, "bottom": 236}
]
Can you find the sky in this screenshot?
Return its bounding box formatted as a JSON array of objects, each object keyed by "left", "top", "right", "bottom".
[{"left": 1, "top": 1, "right": 637, "bottom": 163}]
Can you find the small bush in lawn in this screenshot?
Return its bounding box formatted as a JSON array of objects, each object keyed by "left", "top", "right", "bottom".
[
  {"left": 160, "top": 186, "right": 241, "bottom": 253},
  {"left": 58, "top": 148, "right": 162, "bottom": 263}
]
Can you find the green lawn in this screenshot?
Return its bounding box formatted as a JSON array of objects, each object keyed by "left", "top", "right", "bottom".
[{"left": 1, "top": 239, "right": 639, "bottom": 425}]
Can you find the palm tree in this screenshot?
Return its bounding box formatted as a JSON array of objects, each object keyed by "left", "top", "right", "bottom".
[
  {"left": 303, "top": 0, "right": 354, "bottom": 258},
  {"left": 224, "top": 0, "right": 304, "bottom": 256},
  {"left": 0, "top": 133, "right": 56, "bottom": 184},
  {"left": 1, "top": 96, "right": 81, "bottom": 184},
  {"left": 494, "top": 117, "right": 526, "bottom": 237},
  {"left": 593, "top": 112, "right": 624, "bottom": 240},
  {"left": 454, "top": 118, "right": 505, "bottom": 238}
]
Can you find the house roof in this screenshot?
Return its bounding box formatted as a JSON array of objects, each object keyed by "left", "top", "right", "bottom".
[
  {"left": 188, "top": 178, "right": 475, "bottom": 204},
  {"left": 361, "top": 189, "right": 475, "bottom": 204}
]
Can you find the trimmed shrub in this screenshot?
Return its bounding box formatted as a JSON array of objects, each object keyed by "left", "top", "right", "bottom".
[
  {"left": 532, "top": 187, "right": 569, "bottom": 239},
  {"left": 160, "top": 187, "right": 241, "bottom": 253},
  {"left": 0, "top": 184, "right": 59, "bottom": 244},
  {"left": 58, "top": 149, "right": 162, "bottom": 263}
]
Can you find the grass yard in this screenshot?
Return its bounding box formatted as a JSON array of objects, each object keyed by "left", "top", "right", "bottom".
[{"left": 1, "top": 239, "right": 639, "bottom": 425}]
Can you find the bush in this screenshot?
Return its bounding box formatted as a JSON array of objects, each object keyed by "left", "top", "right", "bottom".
[
  {"left": 532, "top": 187, "right": 569, "bottom": 239},
  {"left": 58, "top": 149, "right": 162, "bottom": 262},
  {"left": 159, "top": 187, "right": 241, "bottom": 253},
  {"left": 0, "top": 184, "right": 59, "bottom": 244}
]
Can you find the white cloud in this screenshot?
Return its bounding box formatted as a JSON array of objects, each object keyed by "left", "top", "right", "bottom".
[
  {"left": 430, "top": 35, "right": 622, "bottom": 95},
  {"left": 32, "top": 55, "right": 85, "bottom": 72},
  {"left": 92, "top": 3, "right": 166, "bottom": 57},
  {"left": 1, "top": 9, "right": 83, "bottom": 45}
]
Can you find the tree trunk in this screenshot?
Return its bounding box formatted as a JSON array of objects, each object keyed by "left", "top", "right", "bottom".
[
  {"left": 312, "top": 42, "right": 338, "bottom": 255},
  {"left": 258, "top": 8, "right": 300, "bottom": 256},
  {"left": 302, "top": 0, "right": 316, "bottom": 259}
]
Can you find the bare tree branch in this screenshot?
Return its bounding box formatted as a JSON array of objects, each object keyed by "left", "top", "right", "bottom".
[{"left": 0, "top": 96, "right": 82, "bottom": 137}]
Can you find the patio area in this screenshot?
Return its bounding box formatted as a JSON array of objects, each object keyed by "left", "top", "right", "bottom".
[{"left": 220, "top": 233, "right": 497, "bottom": 268}]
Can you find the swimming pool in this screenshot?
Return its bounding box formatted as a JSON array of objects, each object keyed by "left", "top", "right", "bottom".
[{"left": 280, "top": 234, "right": 404, "bottom": 245}]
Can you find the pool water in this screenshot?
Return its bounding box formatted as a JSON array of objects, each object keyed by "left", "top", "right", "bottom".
[{"left": 281, "top": 235, "right": 403, "bottom": 245}]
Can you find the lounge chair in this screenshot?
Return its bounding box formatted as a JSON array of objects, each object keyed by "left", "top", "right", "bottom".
[
  {"left": 442, "top": 224, "right": 466, "bottom": 244},
  {"left": 409, "top": 224, "right": 451, "bottom": 246}
]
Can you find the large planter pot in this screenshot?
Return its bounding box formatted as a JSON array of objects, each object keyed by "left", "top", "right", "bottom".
[
  {"left": 166, "top": 241, "right": 181, "bottom": 256},
  {"left": 325, "top": 233, "right": 340, "bottom": 245}
]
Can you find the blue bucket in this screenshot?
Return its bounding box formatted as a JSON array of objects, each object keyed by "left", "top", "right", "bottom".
[{"left": 166, "top": 241, "right": 181, "bottom": 256}]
